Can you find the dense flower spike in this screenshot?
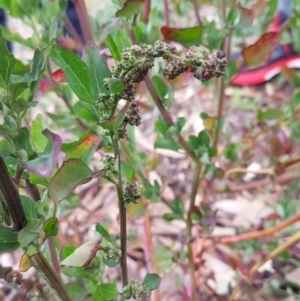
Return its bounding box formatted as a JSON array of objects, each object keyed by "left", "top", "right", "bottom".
[
  {"left": 95, "top": 93, "right": 116, "bottom": 122},
  {"left": 100, "top": 155, "right": 117, "bottom": 180},
  {"left": 110, "top": 41, "right": 226, "bottom": 86},
  {"left": 127, "top": 102, "right": 141, "bottom": 126},
  {"left": 163, "top": 47, "right": 227, "bottom": 81},
  {"left": 122, "top": 280, "right": 151, "bottom": 301},
  {"left": 123, "top": 181, "right": 142, "bottom": 205},
  {"left": 104, "top": 41, "right": 226, "bottom": 140},
  {"left": 105, "top": 244, "right": 122, "bottom": 261}
]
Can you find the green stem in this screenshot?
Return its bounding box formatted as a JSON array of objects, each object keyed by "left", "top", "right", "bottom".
[
  {"left": 212, "top": 78, "right": 225, "bottom": 150},
  {"left": 74, "top": 0, "right": 94, "bottom": 44},
  {"left": 31, "top": 252, "right": 71, "bottom": 301},
  {"left": 0, "top": 157, "right": 26, "bottom": 230},
  {"left": 144, "top": 75, "right": 200, "bottom": 301},
  {"left": 26, "top": 182, "right": 61, "bottom": 275},
  {"left": 114, "top": 136, "right": 128, "bottom": 286},
  {"left": 0, "top": 158, "right": 69, "bottom": 301}
]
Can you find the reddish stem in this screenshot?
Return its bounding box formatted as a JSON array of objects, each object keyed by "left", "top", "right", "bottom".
[{"left": 74, "top": 0, "right": 94, "bottom": 44}]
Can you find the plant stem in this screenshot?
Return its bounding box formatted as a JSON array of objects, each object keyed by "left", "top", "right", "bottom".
[
  {"left": 212, "top": 0, "right": 232, "bottom": 150},
  {"left": 25, "top": 179, "right": 41, "bottom": 202},
  {"left": 113, "top": 135, "right": 128, "bottom": 286},
  {"left": 229, "top": 229, "right": 300, "bottom": 301},
  {"left": 74, "top": 0, "right": 94, "bottom": 44},
  {"left": 163, "top": 0, "right": 170, "bottom": 26},
  {"left": 47, "top": 237, "right": 61, "bottom": 274},
  {"left": 0, "top": 158, "right": 69, "bottom": 301},
  {"left": 142, "top": 0, "right": 151, "bottom": 23},
  {"left": 26, "top": 181, "right": 61, "bottom": 275},
  {"left": 0, "top": 157, "right": 26, "bottom": 230},
  {"left": 192, "top": 0, "right": 202, "bottom": 26},
  {"left": 13, "top": 164, "right": 24, "bottom": 186},
  {"left": 186, "top": 161, "right": 201, "bottom": 301},
  {"left": 31, "top": 252, "right": 71, "bottom": 301},
  {"left": 219, "top": 213, "right": 300, "bottom": 244},
  {"left": 65, "top": 15, "right": 85, "bottom": 49},
  {"left": 144, "top": 75, "right": 200, "bottom": 300}
]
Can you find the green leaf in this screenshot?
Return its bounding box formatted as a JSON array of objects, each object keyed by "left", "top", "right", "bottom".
[
  {"left": 29, "top": 172, "right": 49, "bottom": 186},
  {"left": 16, "top": 127, "right": 33, "bottom": 156},
  {"left": 0, "top": 26, "right": 38, "bottom": 48},
  {"left": 154, "top": 120, "right": 171, "bottom": 136},
  {"left": 242, "top": 32, "right": 280, "bottom": 68},
  {"left": 200, "top": 152, "right": 210, "bottom": 164},
  {"left": 170, "top": 198, "right": 184, "bottom": 217},
  {"left": 96, "top": 223, "right": 113, "bottom": 244},
  {"left": 127, "top": 169, "right": 135, "bottom": 182},
  {"left": 49, "top": 17, "right": 58, "bottom": 42},
  {"left": 227, "top": 4, "right": 254, "bottom": 29},
  {"left": 66, "top": 134, "right": 101, "bottom": 164},
  {"left": 223, "top": 143, "right": 240, "bottom": 162},
  {"left": 32, "top": 44, "right": 53, "bottom": 82},
  {"left": 106, "top": 34, "right": 121, "bottom": 61},
  {"left": 31, "top": 114, "right": 48, "bottom": 153},
  {"left": 109, "top": 78, "right": 124, "bottom": 94},
  {"left": 0, "top": 124, "right": 17, "bottom": 139},
  {"left": 18, "top": 222, "right": 42, "bottom": 248},
  {"left": 9, "top": 74, "right": 30, "bottom": 100},
  {"left": 43, "top": 217, "right": 59, "bottom": 237},
  {"left": 65, "top": 283, "right": 86, "bottom": 297},
  {"left": 30, "top": 40, "right": 55, "bottom": 100},
  {"left": 98, "top": 111, "right": 125, "bottom": 132},
  {"left": 176, "top": 117, "right": 186, "bottom": 132},
  {"left": 203, "top": 21, "right": 222, "bottom": 49},
  {"left": 0, "top": 226, "right": 20, "bottom": 252},
  {"left": 103, "top": 257, "right": 119, "bottom": 268},
  {"left": 162, "top": 213, "right": 182, "bottom": 221},
  {"left": 49, "top": 158, "right": 94, "bottom": 202},
  {"left": 188, "top": 135, "right": 199, "bottom": 151},
  {"left": 160, "top": 26, "right": 203, "bottom": 47},
  {"left": 0, "top": 0, "right": 10, "bottom": 9},
  {"left": 20, "top": 195, "right": 37, "bottom": 220},
  {"left": 60, "top": 237, "right": 102, "bottom": 267},
  {"left": 0, "top": 139, "right": 15, "bottom": 157},
  {"left": 142, "top": 180, "right": 160, "bottom": 201},
  {"left": 115, "top": 0, "right": 144, "bottom": 19},
  {"left": 257, "top": 108, "right": 283, "bottom": 121},
  {"left": 73, "top": 101, "right": 98, "bottom": 123},
  {"left": 82, "top": 43, "right": 111, "bottom": 101},
  {"left": 113, "top": 29, "right": 132, "bottom": 54},
  {"left": 0, "top": 28, "right": 15, "bottom": 89},
  {"left": 198, "top": 130, "right": 210, "bottom": 147},
  {"left": 151, "top": 75, "right": 168, "bottom": 100},
  {"left": 61, "top": 245, "right": 77, "bottom": 260},
  {"left": 142, "top": 273, "right": 161, "bottom": 290},
  {"left": 97, "top": 283, "right": 119, "bottom": 301},
  {"left": 9, "top": 0, "right": 39, "bottom": 17},
  {"left": 225, "top": 60, "right": 237, "bottom": 79},
  {"left": 51, "top": 44, "right": 94, "bottom": 103},
  {"left": 22, "top": 129, "right": 62, "bottom": 177},
  {"left": 154, "top": 137, "right": 179, "bottom": 151}
]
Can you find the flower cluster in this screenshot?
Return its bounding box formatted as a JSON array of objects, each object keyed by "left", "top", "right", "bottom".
[
  {"left": 0, "top": 264, "right": 46, "bottom": 297},
  {"left": 118, "top": 102, "right": 142, "bottom": 139},
  {"left": 163, "top": 47, "right": 227, "bottom": 81},
  {"left": 95, "top": 93, "right": 116, "bottom": 122},
  {"left": 122, "top": 280, "right": 151, "bottom": 301},
  {"left": 111, "top": 41, "right": 226, "bottom": 86},
  {"left": 100, "top": 155, "right": 117, "bottom": 181},
  {"left": 105, "top": 244, "right": 122, "bottom": 262},
  {"left": 111, "top": 41, "right": 177, "bottom": 85},
  {"left": 123, "top": 181, "right": 142, "bottom": 206}
]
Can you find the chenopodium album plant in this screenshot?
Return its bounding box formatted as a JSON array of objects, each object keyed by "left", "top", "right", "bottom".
[{"left": 0, "top": 14, "right": 226, "bottom": 301}]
